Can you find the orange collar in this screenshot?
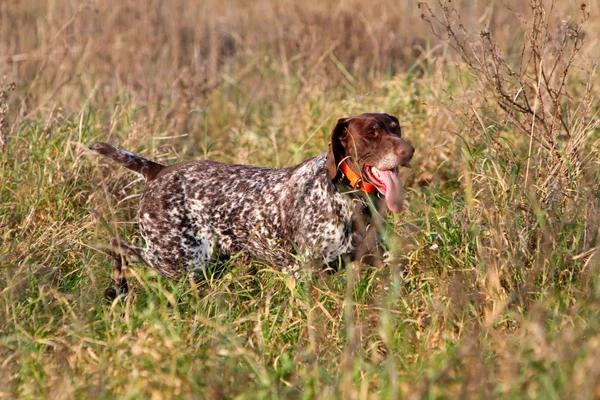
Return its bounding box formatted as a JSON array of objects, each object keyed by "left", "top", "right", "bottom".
[{"left": 339, "top": 161, "right": 378, "bottom": 194}]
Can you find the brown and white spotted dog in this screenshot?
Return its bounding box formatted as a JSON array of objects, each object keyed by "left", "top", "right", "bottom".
[{"left": 90, "top": 113, "right": 414, "bottom": 298}]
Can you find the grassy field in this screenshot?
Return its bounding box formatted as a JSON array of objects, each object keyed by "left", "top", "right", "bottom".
[{"left": 1, "top": 0, "right": 600, "bottom": 398}]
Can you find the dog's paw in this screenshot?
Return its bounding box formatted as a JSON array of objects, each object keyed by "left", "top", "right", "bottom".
[
  {"left": 382, "top": 251, "right": 407, "bottom": 280},
  {"left": 104, "top": 280, "right": 129, "bottom": 302},
  {"left": 104, "top": 286, "right": 118, "bottom": 301},
  {"left": 382, "top": 251, "right": 397, "bottom": 265}
]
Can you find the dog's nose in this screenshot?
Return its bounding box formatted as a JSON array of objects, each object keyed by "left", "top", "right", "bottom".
[{"left": 397, "top": 142, "right": 415, "bottom": 160}]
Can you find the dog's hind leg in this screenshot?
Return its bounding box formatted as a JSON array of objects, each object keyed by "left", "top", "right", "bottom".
[{"left": 104, "top": 237, "right": 147, "bottom": 300}]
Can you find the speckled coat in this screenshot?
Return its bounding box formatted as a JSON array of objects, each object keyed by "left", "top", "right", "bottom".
[{"left": 138, "top": 154, "right": 364, "bottom": 277}]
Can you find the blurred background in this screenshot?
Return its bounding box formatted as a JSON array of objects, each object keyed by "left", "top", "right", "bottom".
[{"left": 2, "top": 1, "right": 595, "bottom": 154}]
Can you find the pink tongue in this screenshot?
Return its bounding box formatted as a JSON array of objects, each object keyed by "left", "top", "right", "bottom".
[{"left": 377, "top": 169, "right": 404, "bottom": 212}]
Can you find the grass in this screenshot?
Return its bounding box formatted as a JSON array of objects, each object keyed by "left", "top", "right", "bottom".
[{"left": 1, "top": 0, "right": 600, "bottom": 398}]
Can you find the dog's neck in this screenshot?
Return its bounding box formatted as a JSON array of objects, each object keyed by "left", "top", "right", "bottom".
[{"left": 335, "top": 160, "right": 377, "bottom": 194}]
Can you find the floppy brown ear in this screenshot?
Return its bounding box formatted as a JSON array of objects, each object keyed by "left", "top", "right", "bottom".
[
  {"left": 326, "top": 117, "right": 350, "bottom": 180},
  {"left": 386, "top": 114, "right": 400, "bottom": 125}
]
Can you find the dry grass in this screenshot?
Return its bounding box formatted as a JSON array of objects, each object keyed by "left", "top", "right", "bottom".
[{"left": 1, "top": 0, "right": 600, "bottom": 398}]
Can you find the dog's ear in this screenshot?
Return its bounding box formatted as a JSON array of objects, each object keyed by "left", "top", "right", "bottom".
[
  {"left": 386, "top": 114, "right": 400, "bottom": 125},
  {"left": 326, "top": 117, "right": 351, "bottom": 180},
  {"left": 385, "top": 114, "right": 401, "bottom": 134}
]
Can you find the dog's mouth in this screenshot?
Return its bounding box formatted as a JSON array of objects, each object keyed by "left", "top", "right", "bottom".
[{"left": 364, "top": 164, "right": 404, "bottom": 212}]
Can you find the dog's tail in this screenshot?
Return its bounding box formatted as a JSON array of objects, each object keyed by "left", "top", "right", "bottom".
[{"left": 89, "top": 142, "right": 165, "bottom": 181}]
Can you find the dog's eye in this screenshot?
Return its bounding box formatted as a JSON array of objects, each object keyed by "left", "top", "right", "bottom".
[{"left": 368, "top": 125, "right": 380, "bottom": 136}]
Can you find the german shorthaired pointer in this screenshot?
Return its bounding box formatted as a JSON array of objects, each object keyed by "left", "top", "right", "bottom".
[{"left": 90, "top": 113, "right": 414, "bottom": 298}]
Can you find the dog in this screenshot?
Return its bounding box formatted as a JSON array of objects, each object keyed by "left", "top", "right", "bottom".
[{"left": 90, "top": 113, "right": 414, "bottom": 298}]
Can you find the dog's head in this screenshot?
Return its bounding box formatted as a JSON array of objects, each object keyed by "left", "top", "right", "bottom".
[{"left": 326, "top": 113, "right": 414, "bottom": 212}]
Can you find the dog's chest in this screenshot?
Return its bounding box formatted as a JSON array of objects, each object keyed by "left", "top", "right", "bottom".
[{"left": 290, "top": 189, "right": 357, "bottom": 261}]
